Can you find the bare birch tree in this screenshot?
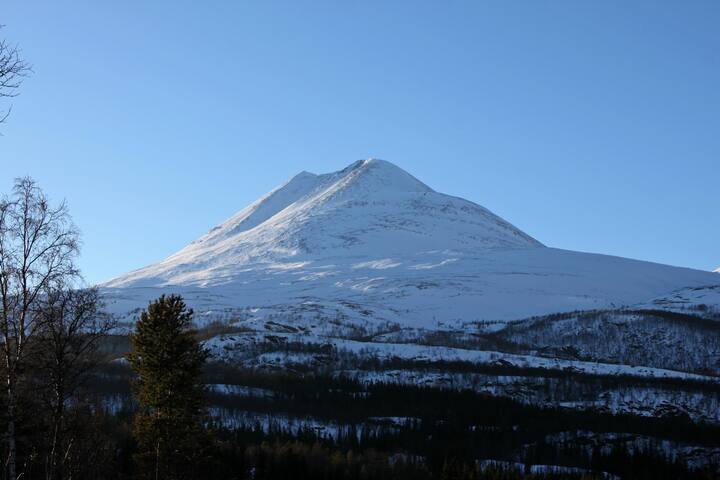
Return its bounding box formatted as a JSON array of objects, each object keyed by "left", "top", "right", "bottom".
[{"left": 0, "top": 177, "right": 80, "bottom": 480}]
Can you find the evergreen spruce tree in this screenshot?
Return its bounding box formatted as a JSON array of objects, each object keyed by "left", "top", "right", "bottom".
[{"left": 128, "top": 294, "right": 209, "bottom": 479}]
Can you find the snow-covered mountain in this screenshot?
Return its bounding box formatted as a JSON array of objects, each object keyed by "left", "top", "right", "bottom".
[
  {"left": 103, "top": 158, "right": 720, "bottom": 424},
  {"left": 103, "top": 158, "right": 718, "bottom": 327},
  {"left": 106, "top": 159, "right": 541, "bottom": 288}
]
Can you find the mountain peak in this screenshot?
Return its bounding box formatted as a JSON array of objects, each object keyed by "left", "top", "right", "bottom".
[
  {"left": 332, "top": 158, "right": 434, "bottom": 195},
  {"left": 291, "top": 170, "right": 317, "bottom": 179},
  {"left": 343, "top": 157, "right": 386, "bottom": 170},
  {"left": 105, "top": 159, "right": 542, "bottom": 288}
]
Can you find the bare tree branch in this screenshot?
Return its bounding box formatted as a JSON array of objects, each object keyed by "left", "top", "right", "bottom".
[{"left": 0, "top": 25, "right": 32, "bottom": 126}]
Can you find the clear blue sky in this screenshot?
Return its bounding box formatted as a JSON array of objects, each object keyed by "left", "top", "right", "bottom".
[{"left": 1, "top": 1, "right": 718, "bottom": 283}]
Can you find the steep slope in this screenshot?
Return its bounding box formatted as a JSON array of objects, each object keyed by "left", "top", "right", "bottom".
[
  {"left": 106, "top": 159, "right": 542, "bottom": 288},
  {"left": 102, "top": 159, "right": 719, "bottom": 329}
]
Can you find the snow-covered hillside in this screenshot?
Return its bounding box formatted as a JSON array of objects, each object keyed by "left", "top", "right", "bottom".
[
  {"left": 101, "top": 158, "right": 720, "bottom": 425},
  {"left": 105, "top": 159, "right": 541, "bottom": 288},
  {"left": 103, "top": 159, "right": 719, "bottom": 328}
]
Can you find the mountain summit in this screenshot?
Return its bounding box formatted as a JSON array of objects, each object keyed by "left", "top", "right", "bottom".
[
  {"left": 103, "top": 159, "right": 717, "bottom": 327},
  {"left": 106, "top": 159, "right": 541, "bottom": 288}
]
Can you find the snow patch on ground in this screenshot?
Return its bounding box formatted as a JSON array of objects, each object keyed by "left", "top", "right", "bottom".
[{"left": 204, "top": 332, "right": 719, "bottom": 383}]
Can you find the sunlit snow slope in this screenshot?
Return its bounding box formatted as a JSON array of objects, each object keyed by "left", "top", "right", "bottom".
[{"left": 103, "top": 159, "right": 719, "bottom": 328}]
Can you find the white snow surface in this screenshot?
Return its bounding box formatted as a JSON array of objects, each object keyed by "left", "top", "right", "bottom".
[
  {"left": 642, "top": 285, "right": 720, "bottom": 317},
  {"left": 105, "top": 159, "right": 540, "bottom": 287},
  {"left": 102, "top": 159, "right": 719, "bottom": 327}
]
